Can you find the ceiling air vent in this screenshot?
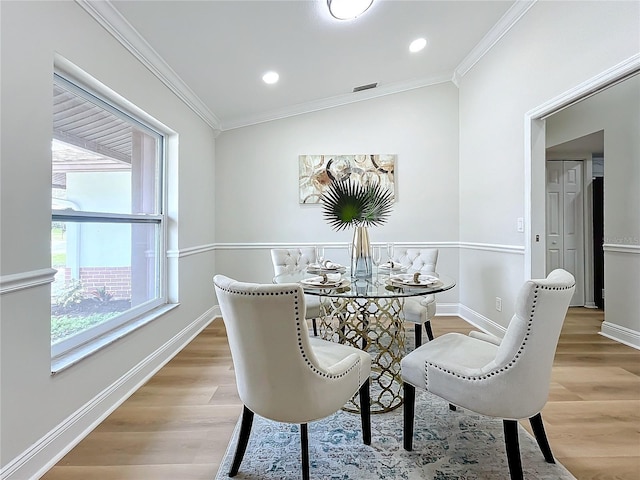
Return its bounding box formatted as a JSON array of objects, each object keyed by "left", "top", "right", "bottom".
[{"left": 353, "top": 82, "right": 378, "bottom": 93}]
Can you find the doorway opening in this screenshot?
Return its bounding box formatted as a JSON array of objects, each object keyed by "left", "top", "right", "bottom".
[
  {"left": 545, "top": 132, "right": 604, "bottom": 308},
  {"left": 523, "top": 57, "right": 639, "bottom": 284}
]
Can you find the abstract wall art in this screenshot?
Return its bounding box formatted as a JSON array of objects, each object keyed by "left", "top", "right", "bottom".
[{"left": 298, "top": 154, "right": 396, "bottom": 204}]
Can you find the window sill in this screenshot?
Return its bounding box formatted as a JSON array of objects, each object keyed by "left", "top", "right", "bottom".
[{"left": 51, "top": 303, "right": 179, "bottom": 375}]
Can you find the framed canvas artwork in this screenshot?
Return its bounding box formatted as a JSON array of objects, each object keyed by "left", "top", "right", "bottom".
[{"left": 299, "top": 154, "right": 396, "bottom": 204}]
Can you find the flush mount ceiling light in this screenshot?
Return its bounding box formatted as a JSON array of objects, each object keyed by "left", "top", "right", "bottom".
[
  {"left": 327, "top": 0, "right": 373, "bottom": 20},
  {"left": 409, "top": 38, "right": 427, "bottom": 53},
  {"left": 262, "top": 71, "right": 279, "bottom": 84}
]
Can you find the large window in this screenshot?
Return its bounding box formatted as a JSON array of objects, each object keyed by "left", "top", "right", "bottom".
[{"left": 51, "top": 73, "right": 165, "bottom": 358}]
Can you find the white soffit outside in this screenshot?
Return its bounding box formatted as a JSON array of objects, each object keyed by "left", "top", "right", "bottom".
[{"left": 76, "top": 0, "right": 535, "bottom": 132}]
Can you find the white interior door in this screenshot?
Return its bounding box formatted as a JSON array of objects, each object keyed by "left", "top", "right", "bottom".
[{"left": 546, "top": 160, "right": 584, "bottom": 305}]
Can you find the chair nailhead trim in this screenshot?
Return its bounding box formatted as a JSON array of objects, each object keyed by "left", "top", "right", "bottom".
[
  {"left": 424, "top": 281, "right": 575, "bottom": 387},
  {"left": 215, "top": 283, "right": 359, "bottom": 380}
]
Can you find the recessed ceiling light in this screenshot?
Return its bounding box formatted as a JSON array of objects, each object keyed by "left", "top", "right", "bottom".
[
  {"left": 327, "top": 0, "right": 373, "bottom": 20},
  {"left": 262, "top": 71, "right": 279, "bottom": 84},
  {"left": 409, "top": 38, "right": 427, "bottom": 53}
]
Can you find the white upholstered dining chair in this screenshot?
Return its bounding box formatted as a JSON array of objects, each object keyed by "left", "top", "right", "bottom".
[
  {"left": 391, "top": 247, "right": 439, "bottom": 348},
  {"left": 401, "top": 269, "right": 575, "bottom": 480},
  {"left": 214, "top": 275, "right": 371, "bottom": 480},
  {"left": 271, "top": 247, "right": 321, "bottom": 335}
]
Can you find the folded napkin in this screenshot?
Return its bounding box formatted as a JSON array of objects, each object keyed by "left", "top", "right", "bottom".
[
  {"left": 309, "top": 260, "right": 344, "bottom": 270},
  {"left": 379, "top": 261, "right": 405, "bottom": 271},
  {"left": 390, "top": 273, "right": 438, "bottom": 285},
  {"left": 303, "top": 272, "right": 342, "bottom": 285}
]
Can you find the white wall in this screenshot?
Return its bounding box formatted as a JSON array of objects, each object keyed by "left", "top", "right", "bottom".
[
  {"left": 546, "top": 75, "right": 640, "bottom": 339},
  {"left": 214, "top": 83, "right": 460, "bottom": 306},
  {"left": 0, "top": 2, "right": 217, "bottom": 478},
  {"left": 457, "top": 0, "right": 639, "bottom": 330}
]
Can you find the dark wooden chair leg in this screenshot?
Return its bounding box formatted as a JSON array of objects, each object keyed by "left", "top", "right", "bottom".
[
  {"left": 425, "top": 321, "right": 434, "bottom": 341},
  {"left": 359, "top": 379, "right": 371, "bottom": 445},
  {"left": 229, "top": 405, "right": 254, "bottom": 477},
  {"left": 529, "top": 413, "right": 555, "bottom": 463},
  {"left": 414, "top": 324, "right": 422, "bottom": 349},
  {"left": 361, "top": 311, "right": 370, "bottom": 350},
  {"left": 403, "top": 382, "right": 415, "bottom": 451},
  {"left": 312, "top": 318, "right": 318, "bottom": 336},
  {"left": 301, "top": 423, "right": 310, "bottom": 480},
  {"left": 503, "top": 419, "right": 524, "bottom": 480}
]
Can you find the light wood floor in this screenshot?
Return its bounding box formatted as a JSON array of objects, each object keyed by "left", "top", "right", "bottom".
[{"left": 42, "top": 308, "right": 640, "bottom": 480}]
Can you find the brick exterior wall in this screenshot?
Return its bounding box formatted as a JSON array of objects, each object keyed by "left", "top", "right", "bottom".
[{"left": 64, "top": 266, "right": 131, "bottom": 300}]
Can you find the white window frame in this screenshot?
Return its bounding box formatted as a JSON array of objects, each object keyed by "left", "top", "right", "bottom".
[{"left": 51, "top": 71, "right": 169, "bottom": 364}]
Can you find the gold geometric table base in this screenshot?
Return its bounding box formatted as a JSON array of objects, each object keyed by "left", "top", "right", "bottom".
[{"left": 319, "top": 295, "right": 405, "bottom": 414}]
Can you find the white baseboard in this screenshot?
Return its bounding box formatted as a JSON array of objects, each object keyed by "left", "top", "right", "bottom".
[
  {"left": 600, "top": 321, "right": 640, "bottom": 350},
  {"left": 457, "top": 304, "right": 507, "bottom": 338},
  {"left": 1, "top": 307, "right": 218, "bottom": 480},
  {"left": 434, "top": 303, "right": 461, "bottom": 317}
]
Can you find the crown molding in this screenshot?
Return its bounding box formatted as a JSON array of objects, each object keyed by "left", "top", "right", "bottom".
[
  {"left": 75, "top": 0, "right": 222, "bottom": 133},
  {"left": 452, "top": 0, "right": 536, "bottom": 85},
  {"left": 221, "top": 73, "right": 452, "bottom": 130},
  {"left": 527, "top": 53, "right": 640, "bottom": 120},
  {"left": 78, "top": 0, "right": 535, "bottom": 131}
]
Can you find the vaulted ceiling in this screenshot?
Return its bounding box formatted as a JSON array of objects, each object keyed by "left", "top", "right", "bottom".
[{"left": 82, "top": 0, "right": 527, "bottom": 131}]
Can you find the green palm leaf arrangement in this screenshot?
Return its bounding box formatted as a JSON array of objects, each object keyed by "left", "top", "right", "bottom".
[{"left": 320, "top": 179, "right": 394, "bottom": 231}]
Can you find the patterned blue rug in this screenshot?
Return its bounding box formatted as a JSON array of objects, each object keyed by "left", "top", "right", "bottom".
[{"left": 215, "top": 391, "right": 576, "bottom": 479}]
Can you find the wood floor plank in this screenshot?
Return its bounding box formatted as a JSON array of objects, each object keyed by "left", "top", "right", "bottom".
[
  {"left": 93, "top": 405, "right": 242, "bottom": 432},
  {"left": 551, "top": 366, "right": 640, "bottom": 401},
  {"left": 556, "top": 457, "right": 640, "bottom": 480},
  {"left": 41, "top": 308, "right": 640, "bottom": 480},
  {"left": 54, "top": 431, "right": 213, "bottom": 466},
  {"left": 39, "top": 465, "right": 219, "bottom": 480}
]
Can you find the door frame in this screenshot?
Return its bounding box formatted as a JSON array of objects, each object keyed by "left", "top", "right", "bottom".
[{"left": 524, "top": 55, "right": 640, "bottom": 282}]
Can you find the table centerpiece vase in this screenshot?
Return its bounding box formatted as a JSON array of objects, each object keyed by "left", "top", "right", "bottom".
[
  {"left": 320, "top": 178, "right": 393, "bottom": 280},
  {"left": 351, "top": 225, "right": 372, "bottom": 278}
]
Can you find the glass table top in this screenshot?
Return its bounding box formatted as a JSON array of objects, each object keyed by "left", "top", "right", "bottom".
[{"left": 274, "top": 268, "right": 455, "bottom": 299}]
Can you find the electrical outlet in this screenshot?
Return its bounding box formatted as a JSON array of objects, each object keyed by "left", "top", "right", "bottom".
[{"left": 495, "top": 297, "right": 502, "bottom": 312}]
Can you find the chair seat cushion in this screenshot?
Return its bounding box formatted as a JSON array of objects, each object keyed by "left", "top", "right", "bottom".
[
  {"left": 402, "top": 294, "right": 435, "bottom": 324},
  {"left": 401, "top": 333, "right": 498, "bottom": 390},
  {"left": 308, "top": 337, "right": 372, "bottom": 378}
]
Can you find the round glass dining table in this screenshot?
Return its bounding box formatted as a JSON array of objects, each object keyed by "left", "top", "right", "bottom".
[{"left": 274, "top": 268, "right": 455, "bottom": 413}]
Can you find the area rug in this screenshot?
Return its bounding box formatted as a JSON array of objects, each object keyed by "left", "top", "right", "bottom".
[{"left": 215, "top": 391, "right": 576, "bottom": 480}]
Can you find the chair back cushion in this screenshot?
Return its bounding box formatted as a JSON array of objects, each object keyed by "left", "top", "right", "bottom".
[
  {"left": 393, "top": 248, "right": 438, "bottom": 272},
  {"left": 270, "top": 248, "right": 321, "bottom": 318},
  {"left": 492, "top": 268, "right": 575, "bottom": 414},
  {"left": 271, "top": 248, "right": 316, "bottom": 275},
  {"left": 402, "top": 269, "right": 575, "bottom": 419},
  {"left": 213, "top": 274, "right": 365, "bottom": 423}
]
